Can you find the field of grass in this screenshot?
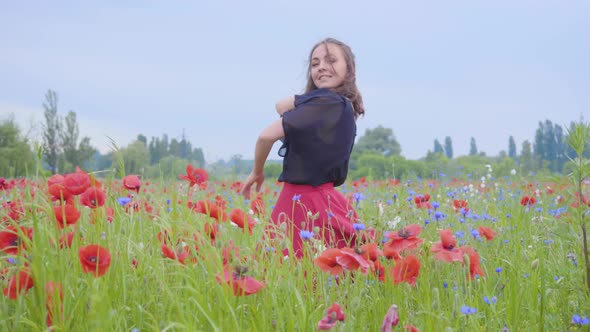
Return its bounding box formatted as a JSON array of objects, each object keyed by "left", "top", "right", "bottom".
[{"left": 0, "top": 167, "right": 589, "bottom": 331}]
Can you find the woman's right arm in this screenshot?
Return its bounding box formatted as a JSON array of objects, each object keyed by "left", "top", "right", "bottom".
[
  {"left": 275, "top": 96, "right": 295, "bottom": 116},
  {"left": 241, "top": 118, "right": 284, "bottom": 198}
]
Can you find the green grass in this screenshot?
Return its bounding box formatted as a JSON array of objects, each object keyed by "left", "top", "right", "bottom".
[{"left": 0, "top": 175, "right": 589, "bottom": 331}]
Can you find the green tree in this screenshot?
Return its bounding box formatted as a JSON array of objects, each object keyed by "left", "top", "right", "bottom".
[
  {"left": 520, "top": 140, "right": 534, "bottom": 174},
  {"left": 508, "top": 136, "right": 517, "bottom": 159},
  {"left": 433, "top": 139, "right": 444, "bottom": 154},
  {"left": 444, "top": 136, "right": 453, "bottom": 159},
  {"left": 60, "top": 111, "right": 79, "bottom": 172},
  {"left": 0, "top": 116, "right": 35, "bottom": 177},
  {"left": 354, "top": 126, "right": 402, "bottom": 157},
  {"left": 118, "top": 140, "right": 150, "bottom": 175},
  {"left": 137, "top": 134, "right": 147, "bottom": 146},
  {"left": 42, "top": 89, "right": 62, "bottom": 174},
  {"left": 469, "top": 137, "right": 478, "bottom": 156},
  {"left": 190, "top": 147, "right": 206, "bottom": 167}
]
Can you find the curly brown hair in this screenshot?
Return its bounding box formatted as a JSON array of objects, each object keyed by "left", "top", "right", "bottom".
[{"left": 304, "top": 38, "right": 365, "bottom": 119}]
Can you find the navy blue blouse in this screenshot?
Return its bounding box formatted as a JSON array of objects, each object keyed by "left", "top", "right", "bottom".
[{"left": 278, "top": 88, "right": 356, "bottom": 187}]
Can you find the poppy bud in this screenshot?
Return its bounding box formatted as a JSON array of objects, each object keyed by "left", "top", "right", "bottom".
[
  {"left": 531, "top": 258, "right": 539, "bottom": 270},
  {"left": 431, "top": 287, "right": 440, "bottom": 310}
]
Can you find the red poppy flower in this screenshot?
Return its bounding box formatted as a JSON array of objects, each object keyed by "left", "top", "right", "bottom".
[
  {"left": 404, "top": 325, "right": 420, "bottom": 332},
  {"left": 80, "top": 187, "right": 106, "bottom": 208},
  {"left": 122, "top": 175, "right": 141, "bottom": 193},
  {"left": 3, "top": 269, "right": 34, "bottom": 299},
  {"left": 0, "top": 226, "right": 33, "bottom": 255},
  {"left": 230, "top": 181, "right": 243, "bottom": 193},
  {"left": 314, "top": 248, "right": 344, "bottom": 276},
  {"left": 58, "top": 232, "right": 75, "bottom": 248},
  {"left": 63, "top": 168, "right": 91, "bottom": 196},
  {"left": 520, "top": 196, "right": 536, "bottom": 206},
  {"left": 359, "top": 242, "right": 384, "bottom": 262},
  {"left": 179, "top": 164, "right": 209, "bottom": 188},
  {"left": 229, "top": 209, "right": 256, "bottom": 234},
  {"left": 478, "top": 226, "right": 497, "bottom": 241},
  {"left": 204, "top": 222, "right": 218, "bottom": 243},
  {"left": 250, "top": 194, "right": 265, "bottom": 216},
  {"left": 317, "top": 302, "right": 346, "bottom": 330},
  {"left": 105, "top": 207, "right": 114, "bottom": 223},
  {"left": 384, "top": 224, "right": 424, "bottom": 257},
  {"left": 215, "top": 266, "right": 265, "bottom": 296},
  {"left": 161, "top": 242, "right": 191, "bottom": 265},
  {"left": 381, "top": 304, "right": 400, "bottom": 332},
  {"left": 414, "top": 194, "right": 431, "bottom": 209},
  {"left": 78, "top": 244, "right": 112, "bottom": 277},
  {"left": 48, "top": 182, "right": 73, "bottom": 202},
  {"left": 337, "top": 247, "right": 372, "bottom": 274},
  {"left": 53, "top": 203, "right": 81, "bottom": 229},
  {"left": 453, "top": 199, "right": 469, "bottom": 213},
  {"left": 462, "top": 246, "right": 485, "bottom": 280},
  {"left": 430, "top": 229, "right": 463, "bottom": 263},
  {"left": 2, "top": 200, "right": 25, "bottom": 222},
  {"left": 391, "top": 255, "right": 420, "bottom": 286},
  {"left": 192, "top": 200, "right": 227, "bottom": 222},
  {"left": 0, "top": 177, "right": 9, "bottom": 191}
]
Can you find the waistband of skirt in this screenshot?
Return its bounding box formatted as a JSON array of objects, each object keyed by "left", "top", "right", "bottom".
[{"left": 281, "top": 182, "right": 335, "bottom": 193}]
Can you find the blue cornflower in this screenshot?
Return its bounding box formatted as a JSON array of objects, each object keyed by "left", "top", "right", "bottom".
[
  {"left": 434, "top": 211, "right": 445, "bottom": 220},
  {"left": 117, "top": 197, "right": 131, "bottom": 206},
  {"left": 506, "top": 213, "right": 511, "bottom": 218},
  {"left": 483, "top": 296, "right": 497, "bottom": 305},
  {"left": 393, "top": 194, "right": 397, "bottom": 200},
  {"left": 572, "top": 315, "right": 590, "bottom": 325},
  {"left": 495, "top": 267, "right": 502, "bottom": 273},
  {"left": 7, "top": 257, "right": 17, "bottom": 264},
  {"left": 455, "top": 231, "right": 465, "bottom": 239},
  {"left": 353, "top": 192, "right": 365, "bottom": 202},
  {"left": 353, "top": 223, "right": 366, "bottom": 231},
  {"left": 292, "top": 194, "right": 301, "bottom": 201},
  {"left": 424, "top": 219, "right": 430, "bottom": 225},
  {"left": 166, "top": 199, "right": 171, "bottom": 205},
  {"left": 544, "top": 239, "right": 554, "bottom": 245},
  {"left": 439, "top": 172, "right": 446, "bottom": 178},
  {"left": 460, "top": 305, "right": 477, "bottom": 315},
  {"left": 327, "top": 211, "right": 335, "bottom": 218},
  {"left": 432, "top": 201, "right": 441, "bottom": 209},
  {"left": 470, "top": 229, "right": 480, "bottom": 239},
  {"left": 386, "top": 199, "right": 393, "bottom": 205},
  {"left": 443, "top": 281, "right": 448, "bottom": 288},
  {"left": 299, "top": 230, "right": 314, "bottom": 240},
  {"left": 460, "top": 207, "right": 468, "bottom": 217}
]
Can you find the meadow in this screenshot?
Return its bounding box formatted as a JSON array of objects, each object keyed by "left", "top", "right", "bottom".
[{"left": 0, "top": 164, "right": 589, "bottom": 332}]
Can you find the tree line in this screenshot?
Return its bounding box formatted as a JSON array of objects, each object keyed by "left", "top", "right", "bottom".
[
  {"left": 0, "top": 89, "right": 584, "bottom": 180},
  {"left": 0, "top": 90, "right": 205, "bottom": 178}
]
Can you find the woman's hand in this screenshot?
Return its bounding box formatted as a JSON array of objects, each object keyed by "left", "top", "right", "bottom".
[{"left": 241, "top": 171, "right": 265, "bottom": 199}]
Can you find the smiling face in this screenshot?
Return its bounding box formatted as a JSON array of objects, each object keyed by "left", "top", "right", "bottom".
[{"left": 310, "top": 43, "right": 348, "bottom": 89}]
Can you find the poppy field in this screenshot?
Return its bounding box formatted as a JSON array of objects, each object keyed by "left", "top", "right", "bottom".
[{"left": 1, "top": 164, "right": 589, "bottom": 331}]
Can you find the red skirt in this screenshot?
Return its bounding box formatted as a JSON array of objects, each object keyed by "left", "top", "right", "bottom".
[{"left": 267, "top": 182, "right": 360, "bottom": 258}]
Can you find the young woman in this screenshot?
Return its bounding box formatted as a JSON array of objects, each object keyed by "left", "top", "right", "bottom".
[{"left": 241, "top": 38, "right": 367, "bottom": 258}]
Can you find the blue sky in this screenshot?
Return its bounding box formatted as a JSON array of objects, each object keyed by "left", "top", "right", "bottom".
[{"left": 1, "top": 1, "right": 588, "bottom": 163}]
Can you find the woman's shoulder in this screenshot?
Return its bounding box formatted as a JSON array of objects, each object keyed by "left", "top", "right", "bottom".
[{"left": 295, "top": 88, "right": 344, "bottom": 107}]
